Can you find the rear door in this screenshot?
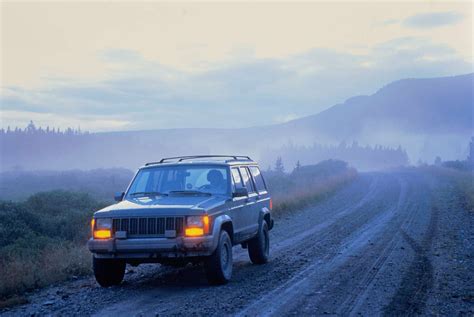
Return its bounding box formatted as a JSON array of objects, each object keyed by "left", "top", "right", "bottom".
[{"left": 249, "top": 165, "right": 271, "bottom": 218}]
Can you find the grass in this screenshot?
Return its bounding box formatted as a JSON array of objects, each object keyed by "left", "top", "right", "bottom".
[
  {"left": 272, "top": 170, "right": 358, "bottom": 215},
  {"left": 421, "top": 166, "right": 474, "bottom": 212},
  {"left": 0, "top": 244, "right": 92, "bottom": 300}
]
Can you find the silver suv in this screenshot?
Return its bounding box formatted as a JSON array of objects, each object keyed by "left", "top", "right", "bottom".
[{"left": 88, "top": 155, "right": 273, "bottom": 285}]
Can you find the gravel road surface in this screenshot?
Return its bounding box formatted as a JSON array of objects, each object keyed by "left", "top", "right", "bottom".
[{"left": 1, "top": 170, "right": 473, "bottom": 316}]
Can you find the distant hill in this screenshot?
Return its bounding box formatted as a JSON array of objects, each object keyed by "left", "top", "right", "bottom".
[
  {"left": 282, "top": 73, "right": 472, "bottom": 138},
  {"left": 1, "top": 73, "right": 472, "bottom": 171}
]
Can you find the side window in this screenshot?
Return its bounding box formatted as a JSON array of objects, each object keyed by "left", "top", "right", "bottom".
[
  {"left": 249, "top": 166, "right": 267, "bottom": 193},
  {"left": 239, "top": 167, "right": 256, "bottom": 193},
  {"left": 231, "top": 168, "right": 244, "bottom": 191}
]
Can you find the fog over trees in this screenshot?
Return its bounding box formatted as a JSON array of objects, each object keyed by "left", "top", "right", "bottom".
[
  {"left": 0, "top": 121, "right": 410, "bottom": 172},
  {"left": 264, "top": 141, "right": 409, "bottom": 172}
]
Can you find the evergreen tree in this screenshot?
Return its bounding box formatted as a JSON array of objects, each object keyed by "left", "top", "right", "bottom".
[
  {"left": 26, "top": 120, "right": 36, "bottom": 133},
  {"left": 275, "top": 156, "right": 285, "bottom": 174},
  {"left": 294, "top": 160, "right": 301, "bottom": 172}
]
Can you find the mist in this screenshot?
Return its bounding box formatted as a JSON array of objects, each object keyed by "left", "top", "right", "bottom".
[{"left": 1, "top": 73, "right": 471, "bottom": 173}]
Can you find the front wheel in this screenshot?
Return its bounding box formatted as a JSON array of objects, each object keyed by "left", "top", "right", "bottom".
[
  {"left": 93, "top": 257, "right": 125, "bottom": 287},
  {"left": 248, "top": 221, "right": 270, "bottom": 264},
  {"left": 204, "top": 230, "right": 233, "bottom": 285}
]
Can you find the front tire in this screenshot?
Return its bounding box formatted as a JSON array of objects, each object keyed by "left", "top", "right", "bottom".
[
  {"left": 248, "top": 221, "right": 270, "bottom": 264},
  {"left": 93, "top": 257, "right": 125, "bottom": 287},
  {"left": 205, "top": 230, "right": 233, "bottom": 285}
]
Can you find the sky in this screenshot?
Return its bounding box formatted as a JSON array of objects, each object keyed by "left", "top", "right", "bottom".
[{"left": 0, "top": 1, "right": 472, "bottom": 132}]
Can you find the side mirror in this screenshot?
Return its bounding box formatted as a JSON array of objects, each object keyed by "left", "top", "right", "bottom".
[
  {"left": 114, "top": 191, "right": 125, "bottom": 202},
  {"left": 233, "top": 187, "right": 248, "bottom": 198}
]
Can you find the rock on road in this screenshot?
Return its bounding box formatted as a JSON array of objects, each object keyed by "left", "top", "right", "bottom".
[{"left": 2, "top": 170, "right": 473, "bottom": 316}]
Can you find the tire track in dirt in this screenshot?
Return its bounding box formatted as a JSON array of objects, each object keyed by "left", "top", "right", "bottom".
[
  {"left": 337, "top": 176, "right": 421, "bottom": 316},
  {"left": 314, "top": 173, "right": 433, "bottom": 316},
  {"left": 383, "top": 202, "right": 439, "bottom": 316}
]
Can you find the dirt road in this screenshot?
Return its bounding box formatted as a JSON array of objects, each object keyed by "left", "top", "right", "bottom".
[{"left": 2, "top": 170, "right": 473, "bottom": 316}]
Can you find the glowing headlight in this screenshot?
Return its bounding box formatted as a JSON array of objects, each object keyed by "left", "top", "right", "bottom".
[{"left": 186, "top": 215, "right": 210, "bottom": 236}]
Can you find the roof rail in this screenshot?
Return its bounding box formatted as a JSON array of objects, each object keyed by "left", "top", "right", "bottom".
[{"left": 145, "top": 155, "right": 252, "bottom": 166}]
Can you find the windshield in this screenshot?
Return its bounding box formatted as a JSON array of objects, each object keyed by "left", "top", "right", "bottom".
[{"left": 126, "top": 165, "right": 229, "bottom": 197}]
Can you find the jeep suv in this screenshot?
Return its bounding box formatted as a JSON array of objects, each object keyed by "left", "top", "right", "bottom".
[{"left": 88, "top": 155, "right": 273, "bottom": 286}]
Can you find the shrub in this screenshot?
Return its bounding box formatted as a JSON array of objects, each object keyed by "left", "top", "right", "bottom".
[
  {"left": 0, "top": 191, "right": 105, "bottom": 299},
  {"left": 264, "top": 160, "right": 358, "bottom": 214}
]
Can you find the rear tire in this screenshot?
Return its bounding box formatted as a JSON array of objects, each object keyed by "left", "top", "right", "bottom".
[
  {"left": 205, "top": 230, "right": 233, "bottom": 285},
  {"left": 248, "top": 221, "right": 270, "bottom": 264},
  {"left": 93, "top": 257, "right": 125, "bottom": 287}
]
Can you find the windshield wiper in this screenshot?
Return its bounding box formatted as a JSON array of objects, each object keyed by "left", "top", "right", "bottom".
[
  {"left": 168, "top": 190, "right": 212, "bottom": 196},
  {"left": 129, "top": 191, "right": 168, "bottom": 197}
]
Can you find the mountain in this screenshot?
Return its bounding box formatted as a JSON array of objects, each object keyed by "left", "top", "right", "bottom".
[
  {"left": 1, "top": 73, "right": 472, "bottom": 171},
  {"left": 282, "top": 73, "right": 473, "bottom": 138}
]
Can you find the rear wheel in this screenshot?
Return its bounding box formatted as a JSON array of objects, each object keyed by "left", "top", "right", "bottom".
[
  {"left": 205, "top": 230, "right": 233, "bottom": 285},
  {"left": 248, "top": 221, "right": 270, "bottom": 264},
  {"left": 93, "top": 257, "right": 125, "bottom": 287}
]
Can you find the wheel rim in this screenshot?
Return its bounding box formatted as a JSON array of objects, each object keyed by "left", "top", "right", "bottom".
[{"left": 220, "top": 239, "right": 232, "bottom": 277}]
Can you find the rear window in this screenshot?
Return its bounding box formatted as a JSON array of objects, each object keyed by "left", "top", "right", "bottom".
[{"left": 249, "top": 166, "right": 267, "bottom": 193}]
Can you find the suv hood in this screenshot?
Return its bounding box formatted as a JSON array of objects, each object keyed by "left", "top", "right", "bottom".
[{"left": 95, "top": 195, "right": 228, "bottom": 218}]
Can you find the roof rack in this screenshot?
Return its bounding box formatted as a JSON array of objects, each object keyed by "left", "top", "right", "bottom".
[{"left": 145, "top": 155, "right": 253, "bottom": 166}]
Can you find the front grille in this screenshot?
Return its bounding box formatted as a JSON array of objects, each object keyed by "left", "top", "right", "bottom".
[{"left": 112, "top": 217, "right": 184, "bottom": 237}]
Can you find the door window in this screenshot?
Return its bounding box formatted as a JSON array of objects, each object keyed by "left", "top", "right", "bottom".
[
  {"left": 239, "top": 167, "right": 256, "bottom": 193},
  {"left": 249, "top": 166, "right": 267, "bottom": 193},
  {"left": 231, "top": 168, "right": 244, "bottom": 191}
]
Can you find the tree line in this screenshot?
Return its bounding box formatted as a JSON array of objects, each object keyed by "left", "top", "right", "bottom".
[
  {"left": 262, "top": 141, "right": 410, "bottom": 171},
  {"left": 0, "top": 121, "right": 88, "bottom": 136}
]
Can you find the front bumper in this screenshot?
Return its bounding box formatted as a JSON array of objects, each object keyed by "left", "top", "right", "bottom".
[{"left": 88, "top": 235, "right": 216, "bottom": 259}]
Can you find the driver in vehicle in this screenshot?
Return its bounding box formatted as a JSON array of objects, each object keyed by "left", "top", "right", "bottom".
[{"left": 203, "top": 169, "right": 226, "bottom": 193}]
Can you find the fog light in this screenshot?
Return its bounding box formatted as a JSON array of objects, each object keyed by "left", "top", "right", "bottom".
[
  {"left": 185, "top": 227, "right": 204, "bottom": 236},
  {"left": 93, "top": 229, "right": 111, "bottom": 239}
]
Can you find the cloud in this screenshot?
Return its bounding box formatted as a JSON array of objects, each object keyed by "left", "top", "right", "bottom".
[
  {"left": 403, "top": 12, "right": 464, "bottom": 28},
  {"left": 1, "top": 38, "right": 472, "bottom": 132}
]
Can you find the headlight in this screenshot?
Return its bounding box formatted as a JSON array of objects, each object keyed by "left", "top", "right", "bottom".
[
  {"left": 92, "top": 218, "right": 112, "bottom": 239},
  {"left": 187, "top": 216, "right": 204, "bottom": 227},
  {"left": 96, "top": 218, "right": 112, "bottom": 230},
  {"left": 185, "top": 215, "right": 210, "bottom": 236}
]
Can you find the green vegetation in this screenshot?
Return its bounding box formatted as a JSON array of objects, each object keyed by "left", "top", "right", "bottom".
[
  {"left": 0, "top": 191, "right": 106, "bottom": 304},
  {"left": 266, "top": 159, "right": 358, "bottom": 214},
  {"left": 423, "top": 166, "right": 474, "bottom": 212},
  {"left": 0, "top": 160, "right": 357, "bottom": 305}
]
